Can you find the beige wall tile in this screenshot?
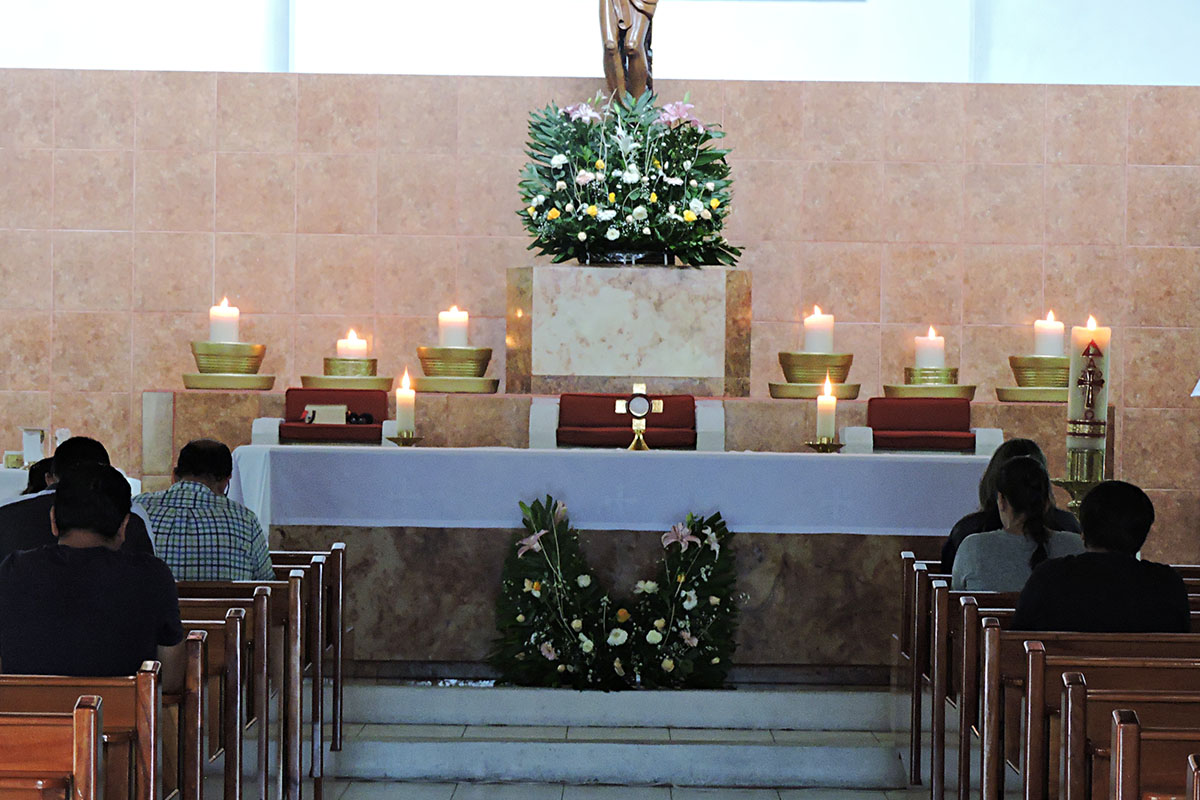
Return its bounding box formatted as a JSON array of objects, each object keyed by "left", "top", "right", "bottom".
[
  {"left": 2, "top": 149, "right": 52, "bottom": 229},
  {"left": 961, "top": 244, "right": 1043, "bottom": 325},
  {"left": 965, "top": 84, "right": 1045, "bottom": 164},
  {"left": 457, "top": 77, "right": 546, "bottom": 154},
  {"left": 0, "top": 70, "right": 54, "bottom": 148},
  {"left": 215, "top": 152, "right": 295, "bottom": 233},
  {"left": 798, "top": 242, "right": 882, "bottom": 323},
  {"left": 298, "top": 74, "right": 379, "bottom": 153},
  {"left": 51, "top": 391, "right": 134, "bottom": 471},
  {"left": 0, "top": 310, "right": 52, "bottom": 391},
  {"left": 237, "top": 314, "right": 295, "bottom": 387},
  {"left": 801, "top": 82, "right": 883, "bottom": 162},
  {"left": 457, "top": 236, "right": 533, "bottom": 319},
  {"left": 54, "top": 71, "right": 135, "bottom": 149},
  {"left": 1129, "top": 86, "right": 1200, "bottom": 166},
  {"left": 0, "top": 230, "right": 51, "bottom": 310},
  {"left": 134, "top": 232, "right": 213, "bottom": 313},
  {"left": 884, "top": 83, "right": 964, "bottom": 163},
  {"left": 749, "top": 320, "right": 799, "bottom": 398},
  {"left": 293, "top": 314, "right": 378, "bottom": 380},
  {"left": 963, "top": 164, "right": 1044, "bottom": 244},
  {"left": 1045, "top": 164, "right": 1124, "bottom": 245},
  {"left": 881, "top": 243, "right": 961, "bottom": 324},
  {"left": 454, "top": 154, "right": 526, "bottom": 237},
  {"left": 883, "top": 162, "right": 964, "bottom": 243},
  {"left": 130, "top": 311, "right": 206, "bottom": 392},
  {"left": 379, "top": 153, "right": 459, "bottom": 235},
  {"left": 1126, "top": 246, "right": 1200, "bottom": 328},
  {"left": 722, "top": 158, "right": 806, "bottom": 242},
  {"left": 217, "top": 73, "right": 297, "bottom": 153},
  {"left": 52, "top": 230, "right": 133, "bottom": 311},
  {"left": 135, "top": 150, "right": 214, "bottom": 231},
  {"left": 1123, "top": 327, "right": 1200, "bottom": 409},
  {"left": 1127, "top": 165, "right": 1200, "bottom": 246},
  {"left": 1122, "top": 408, "right": 1200, "bottom": 491},
  {"left": 374, "top": 315, "right": 439, "bottom": 383},
  {"left": 136, "top": 72, "right": 216, "bottom": 151},
  {"left": 294, "top": 234, "right": 378, "bottom": 315},
  {"left": 959, "top": 324, "right": 1028, "bottom": 398},
  {"left": 1046, "top": 85, "right": 1126, "bottom": 165},
  {"left": 0, "top": 391, "right": 51, "bottom": 451},
  {"left": 1044, "top": 246, "right": 1129, "bottom": 327},
  {"left": 1140, "top": 490, "right": 1200, "bottom": 563},
  {"left": 801, "top": 161, "right": 884, "bottom": 242},
  {"left": 214, "top": 233, "right": 295, "bottom": 314},
  {"left": 296, "top": 154, "right": 376, "bottom": 234},
  {"left": 738, "top": 240, "right": 802, "bottom": 323},
  {"left": 834, "top": 322, "right": 882, "bottom": 398},
  {"left": 51, "top": 312, "right": 131, "bottom": 393},
  {"left": 721, "top": 81, "right": 805, "bottom": 160},
  {"left": 378, "top": 75, "right": 459, "bottom": 154},
  {"left": 374, "top": 235, "right": 459, "bottom": 316},
  {"left": 52, "top": 149, "right": 131, "bottom": 230}
]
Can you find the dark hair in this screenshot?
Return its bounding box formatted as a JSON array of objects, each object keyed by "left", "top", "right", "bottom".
[
  {"left": 174, "top": 439, "right": 233, "bottom": 481},
  {"left": 50, "top": 436, "right": 110, "bottom": 478},
  {"left": 978, "top": 438, "right": 1049, "bottom": 512},
  {"left": 1080, "top": 481, "right": 1155, "bottom": 555},
  {"left": 995, "top": 456, "right": 1053, "bottom": 568},
  {"left": 21, "top": 458, "right": 54, "bottom": 495},
  {"left": 53, "top": 463, "right": 132, "bottom": 540}
]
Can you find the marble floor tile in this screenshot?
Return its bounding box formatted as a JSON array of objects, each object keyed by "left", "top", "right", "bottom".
[
  {"left": 342, "top": 782, "right": 456, "bottom": 800},
  {"left": 668, "top": 728, "right": 774, "bottom": 743},
  {"left": 451, "top": 784, "right": 565, "bottom": 800},
  {"left": 768, "top": 730, "right": 881, "bottom": 747},
  {"left": 357, "top": 723, "right": 466, "bottom": 739},
  {"left": 463, "top": 725, "right": 569, "bottom": 740},
  {"left": 670, "top": 790, "right": 781, "bottom": 800},
  {"left": 566, "top": 726, "right": 672, "bottom": 741},
  {"left": 563, "top": 787, "right": 672, "bottom": 800}
]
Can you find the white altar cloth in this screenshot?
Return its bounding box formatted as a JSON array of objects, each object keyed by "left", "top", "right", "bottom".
[{"left": 229, "top": 445, "right": 988, "bottom": 537}]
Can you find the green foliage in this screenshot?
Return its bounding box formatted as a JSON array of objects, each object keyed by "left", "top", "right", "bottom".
[
  {"left": 491, "top": 498, "right": 739, "bottom": 690},
  {"left": 518, "top": 92, "right": 742, "bottom": 267}
]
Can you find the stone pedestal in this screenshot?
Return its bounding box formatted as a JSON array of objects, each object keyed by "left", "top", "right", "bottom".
[{"left": 506, "top": 265, "right": 751, "bottom": 397}]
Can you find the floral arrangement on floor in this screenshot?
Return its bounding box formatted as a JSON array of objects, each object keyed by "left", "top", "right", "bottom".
[
  {"left": 518, "top": 92, "right": 742, "bottom": 267},
  {"left": 491, "top": 496, "right": 739, "bottom": 689}
]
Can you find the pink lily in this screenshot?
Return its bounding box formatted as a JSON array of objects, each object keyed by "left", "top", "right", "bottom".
[
  {"left": 553, "top": 501, "right": 568, "bottom": 525},
  {"left": 563, "top": 102, "right": 602, "bottom": 124},
  {"left": 655, "top": 101, "right": 697, "bottom": 126},
  {"left": 517, "top": 528, "right": 548, "bottom": 557},
  {"left": 661, "top": 522, "right": 701, "bottom": 551},
  {"left": 540, "top": 641, "right": 558, "bottom": 661}
]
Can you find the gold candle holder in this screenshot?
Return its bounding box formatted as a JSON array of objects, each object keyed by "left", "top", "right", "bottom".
[
  {"left": 804, "top": 437, "right": 845, "bottom": 454},
  {"left": 1052, "top": 448, "right": 1105, "bottom": 512},
  {"left": 191, "top": 341, "right": 266, "bottom": 375},
  {"left": 387, "top": 431, "right": 422, "bottom": 447},
  {"left": 417, "top": 346, "right": 492, "bottom": 378},
  {"left": 324, "top": 357, "right": 378, "bottom": 377},
  {"left": 1009, "top": 355, "right": 1070, "bottom": 388},
  {"left": 904, "top": 367, "right": 959, "bottom": 386},
  {"left": 777, "top": 352, "right": 854, "bottom": 384}
]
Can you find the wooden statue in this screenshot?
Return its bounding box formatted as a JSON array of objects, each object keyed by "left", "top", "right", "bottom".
[{"left": 601, "top": 0, "right": 658, "bottom": 98}]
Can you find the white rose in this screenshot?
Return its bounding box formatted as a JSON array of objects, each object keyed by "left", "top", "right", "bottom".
[
  {"left": 555, "top": 180, "right": 567, "bottom": 191},
  {"left": 689, "top": 179, "right": 698, "bottom": 187},
  {"left": 642, "top": 227, "right": 651, "bottom": 235},
  {"left": 607, "top": 628, "right": 629, "bottom": 646},
  {"left": 571, "top": 619, "right": 583, "bottom": 632},
  {"left": 653, "top": 618, "right": 666, "bottom": 631},
  {"left": 645, "top": 630, "right": 663, "bottom": 645},
  {"left": 577, "top": 574, "right": 592, "bottom": 588},
  {"left": 663, "top": 176, "right": 684, "bottom": 186},
  {"left": 565, "top": 202, "right": 575, "bottom": 213},
  {"left": 684, "top": 160, "right": 692, "bottom": 170},
  {"left": 625, "top": 215, "right": 634, "bottom": 223},
  {"left": 623, "top": 169, "right": 641, "bottom": 184},
  {"left": 661, "top": 657, "right": 675, "bottom": 673},
  {"left": 642, "top": 175, "right": 650, "bottom": 183},
  {"left": 596, "top": 171, "right": 606, "bottom": 180},
  {"left": 634, "top": 580, "right": 659, "bottom": 594},
  {"left": 701, "top": 209, "right": 712, "bottom": 220},
  {"left": 631, "top": 205, "right": 648, "bottom": 221},
  {"left": 689, "top": 198, "right": 705, "bottom": 215},
  {"left": 575, "top": 171, "right": 595, "bottom": 186},
  {"left": 668, "top": 205, "right": 677, "bottom": 214},
  {"left": 709, "top": 595, "right": 721, "bottom": 606},
  {"left": 706, "top": 182, "right": 715, "bottom": 191},
  {"left": 557, "top": 664, "right": 566, "bottom": 672},
  {"left": 598, "top": 209, "right": 617, "bottom": 221},
  {"left": 606, "top": 227, "right": 620, "bottom": 241},
  {"left": 516, "top": 614, "right": 525, "bottom": 623},
  {"left": 551, "top": 154, "right": 568, "bottom": 168},
  {"left": 683, "top": 590, "right": 699, "bottom": 610},
  {"left": 579, "top": 634, "right": 594, "bottom": 654},
  {"left": 577, "top": 232, "right": 587, "bottom": 241},
  {"left": 533, "top": 195, "right": 545, "bottom": 207},
  {"left": 711, "top": 657, "right": 721, "bottom": 665}
]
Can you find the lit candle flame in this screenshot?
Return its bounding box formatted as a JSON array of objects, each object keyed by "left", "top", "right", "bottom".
[
  {"left": 346, "top": 329, "right": 360, "bottom": 341},
  {"left": 400, "top": 369, "right": 411, "bottom": 390},
  {"left": 1087, "top": 315, "right": 1097, "bottom": 330},
  {"left": 449, "top": 305, "right": 459, "bottom": 313},
  {"left": 927, "top": 325, "right": 937, "bottom": 338},
  {"left": 823, "top": 373, "right": 833, "bottom": 397},
  {"left": 813, "top": 305, "right": 822, "bottom": 316},
  {"left": 219, "top": 297, "right": 229, "bottom": 308},
  {"left": 1046, "top": 310, "right": 1056, "bottom": 322}
]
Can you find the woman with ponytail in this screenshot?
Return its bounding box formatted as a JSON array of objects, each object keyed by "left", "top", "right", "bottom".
[{"left": 951, "top": 456, "right": 1085, "bottom": 592}]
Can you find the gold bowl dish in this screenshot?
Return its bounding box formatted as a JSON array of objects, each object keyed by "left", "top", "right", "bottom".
[
  {"left": 183, "top": 373, "right": 275, "bottom": 390},
  {"left": 411, "top": 376, "right": 500, "bottom": 394},
  {"left": 324, "top": 357, "right": 378, "bottom": 377},
  {"left": 417, "top": 346, "right": 493, "bottom": 378},
  {"left": 885, "top": 383, "right": 976, "bottom": 400},
  {"left": 191, "top": 342, "right": 266, "bottom": 375},
  {"left": 768, "top": 382, "right": 861, "bottom": 400},
  {"left": 301, "top": 375, "right": 394, "bottom": 391},
  {"left": 904, "top": 367, "right": 959, "bottom": 386},
  {"left": 995, "top": 386, "right": 1069, "bottom": 403},
  {"left": 777, "top": 352, "right": 853, "bottom": 384},
  {"left": 1009, "top": 355, "right": 1070, "bottom": 388}
]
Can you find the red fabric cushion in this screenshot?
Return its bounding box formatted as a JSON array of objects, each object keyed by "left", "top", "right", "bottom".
[
  {"left": 558, "top": 393, "right": 695, "bottom": 429},
  {"left": 557, "top": 427, "right": 697, "bottom": 449},
  {"left": 872, "top": 430, "right": 977, "bottom": 452},
  {"left": 280, "top": 388, "right": 387, "bottom": 444},
  {"left": 867, "top": 397, "right": 972, "bottom": 432}
]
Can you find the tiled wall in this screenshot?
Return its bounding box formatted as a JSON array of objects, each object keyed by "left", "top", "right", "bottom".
[{"left": 1, "top": 71, "right": 1198, "bottom": 540}]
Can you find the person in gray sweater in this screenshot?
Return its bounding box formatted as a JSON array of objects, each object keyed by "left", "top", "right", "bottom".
[{"left": 951, "top": 456, "right": 1084, "bottom": 592}]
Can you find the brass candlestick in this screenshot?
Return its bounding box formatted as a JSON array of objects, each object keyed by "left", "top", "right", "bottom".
[
  {"left": 804, "top": 437, "right": 844, "bottom": 454},
  {"left": 1052, "top": 448, "right": 1105, "bottom": 512},
  {"left": 301, "top": 355, "right": 392, "bottom": 390}
]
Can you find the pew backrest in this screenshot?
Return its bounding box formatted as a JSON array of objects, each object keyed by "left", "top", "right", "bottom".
[
  {"left": 0, "top": 695, "right": 102, "bottom": 800},
  {"left": 1111, "top": 709, "right": 1200, "bottom": 800}
]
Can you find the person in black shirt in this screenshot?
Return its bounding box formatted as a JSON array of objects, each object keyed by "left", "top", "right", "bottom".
[
  {"left": 0, "top": 463, "right": 185, "bottom": 689},
  {"left": 941, "top": 438, "right": 1080, "bottom": 572},
  {"left": 0, "top": 436, "right": 155, "bottom": 561},
  {"left": 1012, "top": 480, "right": 1190, "bottom": 633}
]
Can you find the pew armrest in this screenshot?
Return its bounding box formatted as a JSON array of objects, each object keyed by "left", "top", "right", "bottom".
[
  {"left": 528, "top": 396, "right": 561, "bottom": 450},
  {"left": 972, "top": 427, "right": 1004, "bottom": 457},
  {"left": 694, "top": 399, "right": 725, "bottom": 452},
  {"left": 841, "top": 426, "right": 874, "bottom": 454},
  {"left": 251, "top": 418, "right": 282, "bottom": 445}
]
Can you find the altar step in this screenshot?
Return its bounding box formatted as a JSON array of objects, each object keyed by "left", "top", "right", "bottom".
[{"left": 318, "top": 684, "right": 907, "bottom": 789}]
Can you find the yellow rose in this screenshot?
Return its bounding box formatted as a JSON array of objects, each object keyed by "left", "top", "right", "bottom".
[
  {"left": 532, "top": 580, "right": 542, "bottom": 592},
  {"left": 608, "top": 192, "right": 616, "bottom": 203},
  {"left": 527, "top": 207, "right": 536, "bottom": 217},
  {"left": 683, "top": 210, "right": 698, "bottom": 222},
  {"left": 649, "top": 192, "right": 658, "bottom": 203},
  {"left": 653, "top": 158, "right": 662, "bottom": 168},
  {"left": 616, "top": 608, "right": 631, "bottom": 623},
  {"left": 587, "top": 205, "right": 599, "bottom": 217},
  {"left": 677, "top": 573, "right": 686, "bottom": 584},
  {"left": 710, "top": 198, "right": 721, "bottom": 209},
  {"left": 546, "top": 208, "right": 561, "bottom": 220},
  {"left": 595, "top": 159, "right": 605, "bottom": 169}
]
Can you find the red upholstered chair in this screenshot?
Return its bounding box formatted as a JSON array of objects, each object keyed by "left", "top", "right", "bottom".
[
  {"left": 556, "top": 393, "right": 698, "bottom": 449},
  {"left": 278, "top": 388, "right": 388, "bottom": 444},
  {"left": 866, "top": 397, "right": 976, "bottom": 452}
]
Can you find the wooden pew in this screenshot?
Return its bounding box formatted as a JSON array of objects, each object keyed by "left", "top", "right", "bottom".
[
  {"left": 0, "top": 662, "right": 161, "bottom": 800},
  {"left": 0, "top": 695, "right": 102, "bottom": 800},
  {"left": 980, "top": 621, "right": 1200, "bottom": 800},
  {"left": 1111, "top": 709, "right": 1200, "bottom": 800},
  {"left": 271, "top": 544, "right": 346, "bottom": 752},
  {"left": 178, "top": 570, "right": 305, "bottom": 800},
  {"left": 1061, "top": 673, "right": 1200, "bottom": 800},
  {"left": 180, "top": 607, "right": 246, "bottom": 800},
  {"left": 1188, "top": 753, "right": 1200, "bottom": 800}
]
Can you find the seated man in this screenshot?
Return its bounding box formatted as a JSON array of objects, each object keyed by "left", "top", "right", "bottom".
[
  {"left": 1012, "top": 480, "right": 1190, "bottom": 632},
  {"left": 0, "top": 436, "right": 155, "bottom": 561},
  {"left": 0, "top": 463, "right": 184, "bottom": 690},
  {"left": 135, "top": 439, "right": 273, "bottom": 581}
]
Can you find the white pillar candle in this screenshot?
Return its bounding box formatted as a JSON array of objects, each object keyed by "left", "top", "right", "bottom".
[
  {"left": 1033, "top": 310, "right": 1065, "bottom": 357},
  {"left": 437, "top": 306, "right": 469, "bottom": 347},
  {"left": 816, "top": 374, "right": 837, "bottom": 440},
  {"left": 209, "top": 297, "right": 240, "bottom": 343},
  {"left": 803, "top": 305, "right": 835, "bottom": 354},
  {"left": 1067, "top": 316, "right": 1112, "bottom": 451},
  {"left": 914, "top": 326, "right": 946, "bottom": 369},
  {"left": 396, "top": 369, "right": 416, "bottom": 431},
  {"left": 336, "top": 329, "right": 369, "bottom": 358}
]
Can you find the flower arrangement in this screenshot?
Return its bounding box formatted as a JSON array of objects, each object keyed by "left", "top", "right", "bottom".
[
  {"left": 491, "top": 496, "right": 739, "bottom": 689},
  {"left": 518, "top": 93, "right": 742, "bottom": 267}
]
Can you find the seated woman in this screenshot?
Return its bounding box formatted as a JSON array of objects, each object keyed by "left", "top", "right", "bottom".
[
  {"left": 951, "top": 456, "right": 1085, "bottom": 592},
  {"left": 940, "top": 438, "right": 1079, "bottom": 572}
]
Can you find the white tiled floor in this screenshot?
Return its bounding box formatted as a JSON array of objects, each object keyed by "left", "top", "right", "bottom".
[{"left": 313, "top": 784, "right": 933, "bottom": 800}]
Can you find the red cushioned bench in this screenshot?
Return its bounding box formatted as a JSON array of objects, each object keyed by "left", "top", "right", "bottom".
[
  {"left": 556, "top": 393, "right": 697, "bottom": 449},
  {"left": 279, "top": 388, "right": 387, "bottom": 445},
  {"left": 866, "top": 397, "right": 976, "bottom": 452}
]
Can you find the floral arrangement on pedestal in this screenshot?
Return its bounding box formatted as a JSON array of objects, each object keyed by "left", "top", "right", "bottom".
[
  {"left": 491, "top": 496, "right": 738, "bottom": 689},
  {"left": 518, "top": 93, "right": 741, "bottom": 267}
]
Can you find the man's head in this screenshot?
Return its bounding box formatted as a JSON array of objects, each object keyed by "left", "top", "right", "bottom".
[
  {"left": 173, "top": 439, "right": 233, "bottom": 494},
  {"left": 1080, "top": 480, "right": 1156, "bottom": 555},
  {"left": 51, "top": 462, "right": 132, "bottom": 546},
  {"left": 47, "top": 436, "right": 110, "bottom": 486}
]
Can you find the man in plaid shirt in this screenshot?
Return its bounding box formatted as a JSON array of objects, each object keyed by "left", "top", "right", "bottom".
[{"left": 134, "top": 439, "right": 273, "bottom": 581}]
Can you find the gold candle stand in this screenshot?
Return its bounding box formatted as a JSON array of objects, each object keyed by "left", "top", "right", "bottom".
[
  {"left": 883, "top": 366, "right": 976, "bottom": 399},
  {"left": 412, "top": 346, "right": 499, "bottom": 394},
  {"left": 301, "top": 356, "right": 393, "bottom": 390},
  {"left": 183, "top": 341, "right": 275, "bottom": 390},
  {"left": 769, "top": 352, "right": 861, "bottom": 400},
  {"left": 996, "top": 355, "right": 1070, "bottom": 403},
  {"left": 1052, "top": 448, "right": 1106, "bottom": 512}
]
